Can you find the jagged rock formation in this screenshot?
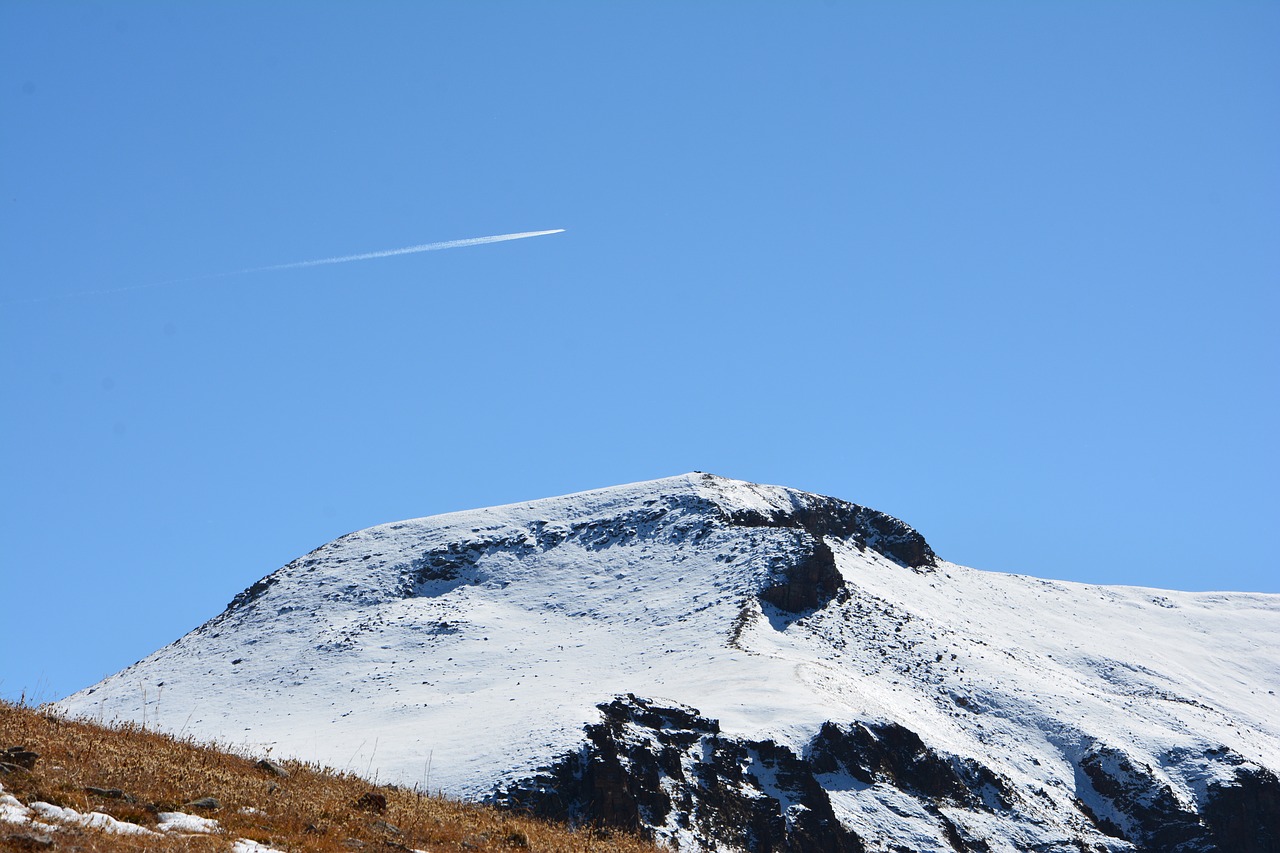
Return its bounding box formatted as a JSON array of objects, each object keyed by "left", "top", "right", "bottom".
[
  {"left": 495, "top": 695, "right": 1280, "bottom": 852},
  {"left": 55, "top": 474, "right": 1280, "bottom": 852},
  {"left": 493, "top": 695, "right": 865, "bottom": 852}
]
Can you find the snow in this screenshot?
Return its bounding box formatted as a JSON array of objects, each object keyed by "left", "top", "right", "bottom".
[
  {"left": 0, "top": 781, "right": 284, "bottom": 847},
  {"left": 51, "top": 473, "right": 1280, "bottom": 848},
  {"left": 822, "top": 777, "right": 952, "bottom": 852},
  {"left": 1, "top": 780, "right": 158, "bottom": 837},
  {"left": 0, "top": 785, "right": 51, "bottom": 832},
  {"left": 27, "top": 800, "right": 158, "bottom": 835},
  {"left": 157, "top": 810, "right": 222, "bottom": 833}
]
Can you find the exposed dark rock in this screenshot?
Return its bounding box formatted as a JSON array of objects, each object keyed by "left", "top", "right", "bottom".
[
  {"left": 354, "top": 791, "right": 388, "bottom": 814},
  {"left": 807, "top": 721, "right": 1015, "bottom": 811},
  {"left": 759, "top": 533, "right": 844, "bottom": 614},
  {"left": 606, "top": 693, "right": 719, "bottom": 734},
  {"left": 371, "top": 819, "right": 402, "bottom": 835},
  {"left": 2, "top": 747, "right": 38, "bottom": 769},
  {"left": 225, "top": 574, "right": 278, "bottom": 612},
  {"left": 493, "top": 694, "right": 866, "bottom": 852},
  {"left": 1074, "top": 795, "right": 1127, "bottom": 841},
  {"left": 185, "top": 796, "right": 221, "bottom": 811},
  {"left": 256, "top": 758, "right": 290, "bottom": 778},
  {"left": 85, "top": 785, "right": 135, "bottom": 802},
  {"left": 495, "top": 695, "right": 1260, "bottom": 853},
  {"left": 1077, "top": 744, "right": 1207, "bottom": 850},
  {"left": 736, "top": 738, "right": 867, "bottom": 853},
  {"left": 393, "top": 481, "right": 935, "bottom": 611},
  {"left": 405, "top": 541, "right": 504, "bottom": 594},
  {"left": 1203, "top": 765, "right": 1280, "bottom": 853},
  {"left": 937, "top": 813, "right": 992, "bottom": 853},
  {"left": 723, "top": 492, "right": 936, "bottom": 570}
]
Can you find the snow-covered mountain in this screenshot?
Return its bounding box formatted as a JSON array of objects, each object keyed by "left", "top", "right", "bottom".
[{"left": 56, "top": 474, "right": 1280, "bottom": 851}]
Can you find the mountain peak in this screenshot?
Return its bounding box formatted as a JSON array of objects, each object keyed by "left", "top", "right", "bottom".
[{"left": 56, "top": 476, "right": 1280, "bottom": 852}]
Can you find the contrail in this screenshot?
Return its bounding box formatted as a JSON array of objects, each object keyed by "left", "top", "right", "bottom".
[
  {"left": 4, "top": 228, "right": 565, "bottom": 305},
  {"left": 239, "top": 229, "right": 565, "bottom": 274}
]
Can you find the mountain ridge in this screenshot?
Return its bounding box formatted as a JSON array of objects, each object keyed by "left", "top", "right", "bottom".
[{"left": 55, "top": 473, "right": 1280, "bottom": 851}]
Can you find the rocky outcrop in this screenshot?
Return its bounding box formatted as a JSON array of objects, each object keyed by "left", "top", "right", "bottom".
[
  {"left": 1203, "top": 765, "right": 1280, "bottom": 853},
  {"left": 807, "top": 721, "right": 1015, "bottom": 812},
  {"left": 395, "top": 484, "right": 935, "bottom": 618},
  {"left": 734, "top": 490, "right": 936, "bottom": 615},
  {"left": 722, "top": 490, "right": 936, "bottom": 571},
  {"left": 491, "top": 695, "right": 864, "bottom": 852},
  {"left": 1077, "top": 743, "right": 1206, "bottom": 849},
  {"left": 255, "top": 759, "right": 290, "bottom": 778},
  {"left": 491, "top": 696, "right": 1039, "bottom": 852},
  {"left": 0, "top": 747, "right": 38, "bottom": 774},
  {"left": 494, "top": 697, "right": 1280, "bottom": 853},
  {"left": 759, "top": 532, "right": 844, "bottom": 613},
  {"left": 1071, "top": 743, "right": 1280, "bottom": 853},
  {"left": 216, "top": 477, "right": 937, "bottom": 630},
  {"left": 1070, "top": 737, "right": 1280, "bottom": 850},
  {"left": 224, "top": 574, "right": 278, "bottom": 613}
]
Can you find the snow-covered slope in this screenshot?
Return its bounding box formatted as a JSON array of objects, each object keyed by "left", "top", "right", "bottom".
[{"left": 55, "top": 474, "right": 1280, "bottom": 852}]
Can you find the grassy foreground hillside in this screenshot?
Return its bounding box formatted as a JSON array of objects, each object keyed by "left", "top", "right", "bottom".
[{"left": 0, "top": 701, "right": 658, "bottom": 852}]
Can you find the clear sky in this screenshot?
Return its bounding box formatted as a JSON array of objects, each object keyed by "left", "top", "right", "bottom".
[{"left": 2, "top": 2, "right": 1277, "bottom": 703}]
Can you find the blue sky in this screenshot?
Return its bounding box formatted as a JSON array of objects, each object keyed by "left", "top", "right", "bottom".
[{"left": 2, "top": 2, "right": 1277, "bottom": 702}]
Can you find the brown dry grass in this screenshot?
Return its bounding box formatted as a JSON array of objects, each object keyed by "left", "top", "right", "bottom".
[{"left": 0, "top": 701, "right": 659, "bottom": 852}]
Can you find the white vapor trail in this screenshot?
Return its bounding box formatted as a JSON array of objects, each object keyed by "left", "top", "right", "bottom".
[
  {"left": 5, "top": 228, "right": 566, "bottom": 305},
  {"left": 239, "top": 229, "right": 566, "bottom": 274}
]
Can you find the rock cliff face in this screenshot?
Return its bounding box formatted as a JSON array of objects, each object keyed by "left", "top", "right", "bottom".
[
  {"left": 492, "top": 695, "right": 865, "bottom": 852},
  {"left": 724, "top": 492, "right": 937, "bottom": 574},
  {"left": 1202, "top": 767, "right": 1280, "bottom": 852},
  {"left": 1072, "top": 742, "right": 1280, "bottom": 853},
  {"left": 56, "top": 474, "right": 1280, "bottom": 853},
  {"left": 496, "top": 695, "right": 1280, "bottom": 853}
]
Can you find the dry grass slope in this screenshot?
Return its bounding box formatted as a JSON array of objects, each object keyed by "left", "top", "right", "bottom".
[{"left": 0, "top": 701, "right": 659, "bottom": 852}]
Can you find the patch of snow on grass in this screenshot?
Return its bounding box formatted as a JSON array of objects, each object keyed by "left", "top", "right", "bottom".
[
  {"left": 157, "top": 810, "right": 222, "bottom": 833},
  {"left": 0, "top": 785, "right": 40, "bottom": 828},
  {"left": 27, "top": 801, "right": 158, "bottom": 836}
]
